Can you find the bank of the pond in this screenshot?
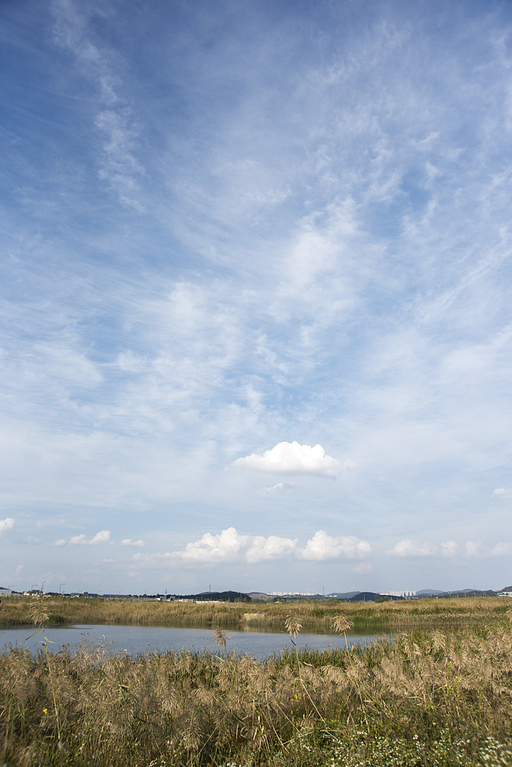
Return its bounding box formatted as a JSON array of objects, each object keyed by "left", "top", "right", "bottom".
[
  {"left": 2, "top": 621, "right": 512, "bottom": 766},
  {"left": 0, "top": 594, "right": 509, "bottom": 633}
]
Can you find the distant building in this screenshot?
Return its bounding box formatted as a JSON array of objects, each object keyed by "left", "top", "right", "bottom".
[{"left": 381, "top": 590, "right": 416, "bottom": 598}]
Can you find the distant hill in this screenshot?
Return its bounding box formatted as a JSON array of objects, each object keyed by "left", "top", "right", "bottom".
[{"left": 247, "top": 592, "right": 275, "bottom": 601}]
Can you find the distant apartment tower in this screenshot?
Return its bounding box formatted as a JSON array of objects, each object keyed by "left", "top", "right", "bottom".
[{"left": 382, "top": 590, "right": 416, "bottom": 598}]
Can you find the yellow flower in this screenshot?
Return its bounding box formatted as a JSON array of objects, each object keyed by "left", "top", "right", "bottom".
[{"left": 43, "top": 708, "right": 48, "bottom": 714}]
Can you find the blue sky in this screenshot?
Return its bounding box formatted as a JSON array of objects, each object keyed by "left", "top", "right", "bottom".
[{"left": 2, "top": 0, "right": 512, "bottom": 595}]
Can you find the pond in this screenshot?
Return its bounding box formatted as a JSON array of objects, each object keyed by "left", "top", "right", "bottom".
[{"left": 0, "top": 623, "right": 381, "bottom": 660}]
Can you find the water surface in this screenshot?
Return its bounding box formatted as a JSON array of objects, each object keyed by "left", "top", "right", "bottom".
[{"left": 0, "top": 623, "right": 378, "bottom": 660}]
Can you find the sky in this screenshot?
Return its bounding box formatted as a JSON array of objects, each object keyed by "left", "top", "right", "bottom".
[{"left": 2, "top": 0, "right": 512, "bottom": 595}]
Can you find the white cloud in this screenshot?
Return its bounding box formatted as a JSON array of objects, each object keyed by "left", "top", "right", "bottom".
[
  {"left": 298, "top": 530, "right": 371, "bottom": 560},
  {"left": 387, "top": 539, "right": 437, "bottom": 557},
  {"left": 172, "top": 527, "right": 248, "bottom": 563},
  {"left": 260, "top": 482, "right": 296, "bottom": 496},
  {"left": 490, "top": 542, "right": 512, "bottom": 557},
  {"left": 466, "top": 541, "right": 480, "bottom": 558},
  {"left": 440, "top": 541, "right": 458, "bottom": 558},
  {"left": 142, "top": 527, "right": 370, "bottom": 565},
  {"left": 90, "top": 530, "right": 111, "bottom": 545},
  {"left": 121, "top": 538, "right": 144, "bottom": 547},
  {"left": 388, "top": 539, "right": 510, "bottom": 560},
  {"left": 52, "top": 0, "right": 145, "bottom": 211},
  {"left": 0, "top": 518, "right": 14, "bottom": 537},
  {"left": 69, "top": 531, "right": 111, "bottom": 546},
  {"left": 465, "top": 541, "right": 512, "bottom": 558},
  {"left": 493, "top": 488, "right": 512, "bottom": 498},
  {"left": 246, "top": 535, "right": 298, "bottom": 563},
  {"left": 231, "top": 442, "right": 340, "bottom": 476},
  {"left": 53, "top": 539, "right": 67, "bottom": 547}
]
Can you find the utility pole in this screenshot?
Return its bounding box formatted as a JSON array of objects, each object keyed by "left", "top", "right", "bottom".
[{"left": 60, "top": 583, "right": 66, "bottom": 594}]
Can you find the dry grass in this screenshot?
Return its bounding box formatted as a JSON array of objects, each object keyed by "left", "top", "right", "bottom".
[
  {"left": 2, "top": 617, "right": 512, "bottom": 766},
  {"left": 1, "top": 594, "right": 510, "bottom": 633}
]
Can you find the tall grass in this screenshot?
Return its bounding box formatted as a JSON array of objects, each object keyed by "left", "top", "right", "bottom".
[
  {"left": 2, "top": 618, "right": 512, "bottom": 765},
  {"left": 1, "top": 595, "right": 510, "bottom": 633}
]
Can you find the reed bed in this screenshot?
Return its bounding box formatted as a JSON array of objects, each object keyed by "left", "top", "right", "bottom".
[
  {"left": 2, "top": 614, "right": 512, "bottom": 766},
  {"left": 1, "top": 595, "right": 509, "bottom": 633}
]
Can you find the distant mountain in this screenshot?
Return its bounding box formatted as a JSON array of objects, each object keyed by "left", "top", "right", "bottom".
[
  {"left": 416, "top": 589, "right": 444, "bottom": 596},
  {"left": 247, "top": 592, "right": 274, "bottom": 601}
]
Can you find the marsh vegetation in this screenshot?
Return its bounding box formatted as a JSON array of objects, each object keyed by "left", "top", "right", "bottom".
[
  {"left": 2, "top": 599, "right": 512, "bottom": 765},
  {"left": 1, "top": 594, "right": 509, "bottom": 633}
]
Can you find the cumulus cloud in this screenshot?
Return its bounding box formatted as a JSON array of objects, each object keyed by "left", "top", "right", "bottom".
[
  {"left": 0, "top": 518, "right": 14, "bottom": 537},
  {"left": 231, "top": 441, "right": 340, "bottom": 476},
  {"left": 90, "top": 530, "right": 111, "bottom": 545},
  {"left": 169, "top": 527, "right": 370, "bottom": 564},
  {"left": 388, "top": 539, "right": 510, "bottom": 559},
  {"left": 490, "top": 542, "right": 512, "bottom": 557},
  {"left": 387, "top": 539, "right": 437, "bottom": 557},
  {"left": 173, "top": 527, "right": 249, "bottom": 563},
  {"left": 440, "top": 541, "right": 458, "bottom": 558},
  {"left": 466, "top": 541, "right": 512, "bottom": 558},
  {"left": 246, "top": 535, "right": 298, "bottom": 563},
  {"left": 53, "top": 539, "right": 67, "bottom": 547},
  {"left": 121, "top": 538, "right": 144, "bottom": 547},
  {"left": 298, "top": 530, "right": 371, "bottom": 560},
  {"left": 466, "top": 541, "right": 480, "bottom": 558},
  {"left": 69, "top": 531, "right": 111, "bottom": 546},
  {"left": 493, "top": 488, "right": 512, "bottom": 498},
  {"left": 260, "top": 482, "right": 296, "bottom": 496}
]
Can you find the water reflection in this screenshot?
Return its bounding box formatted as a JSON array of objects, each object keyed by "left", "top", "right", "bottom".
[{"left": 0, "top": 623, "right": 379, "bottom": 661}]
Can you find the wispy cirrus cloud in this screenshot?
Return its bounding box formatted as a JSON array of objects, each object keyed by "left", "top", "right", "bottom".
[
  {"left": 52, "top": 0, "right": 145, "bottom": 210},
  {"left": 260, "top": 482, "right": 296, "bottom": 496}
]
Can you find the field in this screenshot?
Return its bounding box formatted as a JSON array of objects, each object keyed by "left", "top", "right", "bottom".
[
  {"left": 2, "top": 597, "right": 512, "bottom": 766},
  {"left": 0, "top": 593, "right": 510, "bottom": 633}
]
